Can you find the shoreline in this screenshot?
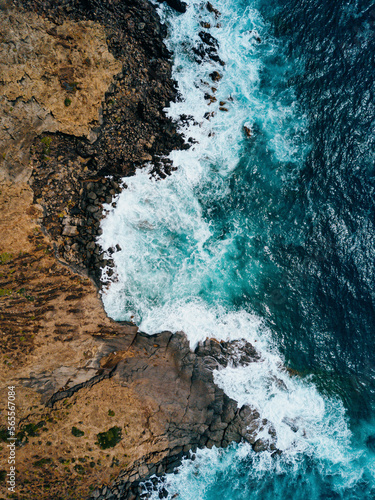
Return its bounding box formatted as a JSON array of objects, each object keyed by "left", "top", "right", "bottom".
[{"left": 0, "top": 1, "right": 270, "bottom": 498}]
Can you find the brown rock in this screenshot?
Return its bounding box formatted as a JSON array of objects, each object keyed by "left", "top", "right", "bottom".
[
  {"left": 62, "top": 225, "right": 79, "bottom": 237},
  {"left": 244, "top": 125, "right": 252, "bottom": 137},
  {"left": 206, "top": 2, "right": 221, "bottom": 18},
  {"left": 209, "top": 70, "right": 222, "bottom": 82}
]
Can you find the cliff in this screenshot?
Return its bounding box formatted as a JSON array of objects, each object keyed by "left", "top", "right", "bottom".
[{"left": 0, "top": 1, "right": 274, "bottom": 499}]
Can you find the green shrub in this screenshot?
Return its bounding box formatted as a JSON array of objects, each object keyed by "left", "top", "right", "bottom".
[
  {"left": 96, "top": 426, "right": 122, "bottom": 450},
  {"left": 0, "top": 428, "right": 9, "bottom": 442},
  {"left": 71, "top": 426, "right": 84, "bottom": 437},
  {"left": 0, "top": 252, "right": 12, "bottom": 265},
  {"left": 74, "top": 464, "right": 85, "bottom": 474},
  {"left": 33, "top": 458, "right": 52, "bottom": 467}
]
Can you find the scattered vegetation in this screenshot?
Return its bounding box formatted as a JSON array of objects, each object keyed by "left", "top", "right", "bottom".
[
  {"left": 17, "top": 288, "right": 35, "bottom": 301},
  {"left": 22, "top": 422, "right": 45, "bottom": 437},
  {"left": 41, "top": 136, "right": 53, "bottom": 154},
  {"left": 0, "top": 252, "right": 13, "bottom": 265},
  {"left": 33, "top": 457, "right": 52, "bottom": 467},
  {"left": 96, "top": 426, "right": 122, "bottom": 449},
  {"left": 15, "top": 421, "right": 47, "bottom": 445},
  {"left": 73, "top": 464, "right": 85, "bottom": 474},
  {"left": 0, "top": 427, "right": 9, "bottom": 442},
  {"left": 108, "top": 409, "right": 115, "bottom": 417},
  {"left": 71, "top": 426, "right": 84, "bottom": 437},
  {"left": 64, "top": 97, "right": 72, "bottom": 107}
]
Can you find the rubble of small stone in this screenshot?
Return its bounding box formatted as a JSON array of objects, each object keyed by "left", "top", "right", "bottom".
[{"left": 5, "top": 0, "right": 188, "bottom": 284}]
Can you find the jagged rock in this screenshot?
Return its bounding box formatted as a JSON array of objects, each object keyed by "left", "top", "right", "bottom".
[
  {"left": 159, "top": 0, "right": 187, "bottom": 13},
  {"left": 209, "top": 70, "right": 222, "bottom": 82},
  {"left": 244, "top": 125, "right": 252, "bottom": 137},
  {"left": 253, "top": 438, "right": 268, "bottom": 452},
  {"left": 206, "top": 2, "right": 221, "bottom": 18},
  {"left": 0, "top": 8, "right": 122, "bottom": 182},
  {"left": 62, "top": 225, "right": 79, "bottom": 236},
  {"left": 199, "top": 30, "right": 219, "bottom": 47}
]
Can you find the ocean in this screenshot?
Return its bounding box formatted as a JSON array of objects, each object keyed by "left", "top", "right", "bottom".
[{"left": 98, "top": 0, "right": 375, "bottom": 497}]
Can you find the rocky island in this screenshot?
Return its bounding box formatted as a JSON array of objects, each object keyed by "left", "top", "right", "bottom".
[{"left": 0, "top": 1, "right": 276, "bottom": 498}]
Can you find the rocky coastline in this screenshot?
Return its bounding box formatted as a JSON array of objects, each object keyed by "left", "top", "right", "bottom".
[{"left": 0, "top": 1, "right": 277, "bottom": 499}]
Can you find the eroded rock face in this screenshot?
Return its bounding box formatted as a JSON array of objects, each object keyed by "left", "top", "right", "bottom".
[
  {"left": 86, "top": 333, "right": 278, "bottom": 499},
  {"left": 2, "top": 0, "right": 188, "bottom": 281},
  {"left": 20, "top": 328, "right": 276, "bottom": 499},
  {"left": 0, "top": 9, "right": 122, "bottom": 181}
]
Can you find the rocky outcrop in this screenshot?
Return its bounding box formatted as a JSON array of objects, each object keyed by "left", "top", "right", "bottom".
[
  {"left": 0, "top": 8, "right": 122, "bottom": 182},
  {"left": 12, "top": 326, "right": 276, "bottom": 500},
  {"left": 91, "top": 333, "right": 277, "bottom": 499},
  {"left": 2, "top": 0, "right": 188, "bottom": 281}
]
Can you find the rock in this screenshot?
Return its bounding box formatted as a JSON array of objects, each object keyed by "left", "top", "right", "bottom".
[
  {"left": 244, "top": 125, "right": 252, "bottom": 137},
  {"left": 206, "top": 2, "right": 221, "bottom": 18},
  {"left": 253, "top": 438, "right": 268, "bottom": 452},
  {"left": 87, "top": 241, "right": 96, "bottom": 251},
  {"left": 159, "top": 0, "right": 187, "bottom": 13},
  {"left": 209, "top": 71, "right": 222, "bottom": 82},
  {"left": 204, "top": 111, "right": 215, "bottom": 120},
  {"left": 198, "top": 31, "right": 218, "bottom": 48},
  {"left": 87, "top": 192, "right": 97, "bottom": 200},
  {"left": 62, "top": 225, "right": 78, "bottom": 237},
  {"left": 87, "top": 205, "right": 100, "bottom": 213},
  {"left": 205, "top": 93, "right": 217, "bottom": 104}
]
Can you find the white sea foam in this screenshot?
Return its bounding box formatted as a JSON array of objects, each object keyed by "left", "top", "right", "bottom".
[{"left": 97, "top": 1, "right": 373, "bottom": 497}]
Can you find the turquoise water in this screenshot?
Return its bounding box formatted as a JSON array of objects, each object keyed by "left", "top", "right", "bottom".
[{"left": 99, "top": 0, "right": 375, "bottom": 497}]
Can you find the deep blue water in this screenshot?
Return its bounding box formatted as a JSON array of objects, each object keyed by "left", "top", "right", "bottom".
[
  {"left": 99, "top": 0, "right": 375, "bottom": 497},
  {"left": 258, "top": 0, "right": 375, "bottom": 422}
]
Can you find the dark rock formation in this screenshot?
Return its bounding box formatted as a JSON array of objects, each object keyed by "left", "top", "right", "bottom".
[
  {"left": 81, "top": 332, "right": 275, "bottom": 498},
  {"left": 23, "top": 328, "right": 277, "bottom": 499},
  {"left": 158, "top": 0, "right": 187, "bottom": 14},
  {"left": 10, "top": 0, "right": 189, "bottom": 283}
]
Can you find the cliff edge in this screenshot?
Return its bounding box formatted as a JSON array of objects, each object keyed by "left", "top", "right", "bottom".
[{"left": 0, "top": 1, "right": 275, "bottom": 499}]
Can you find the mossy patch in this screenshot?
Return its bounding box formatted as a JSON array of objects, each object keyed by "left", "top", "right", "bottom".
[
  {"left": 73, "top": 464, "right": 85, "bottom": 474},
  {"left": 96, "top": 426, "right": 122, "bottom": 450},
  {"left": 0, "top": 427, "right": 9, "bottom": 442},
  {"left": 0, "top": 470, "right": 6, "bottom": 482},
  {"left": 71, "top": 426, "right": 84, "bottom": 437},
  {"left": 22, "top": 421, "right": 45, "bottom": 437},
  {"left": 0, "top": 252, "right": 13, "bottom": 265},
  {"left": 15, "top": 421, "right": 46, "bottom": 445},
  {"left": 33, "top": 457, "right": 52, "bottom": 467},
  {"left": 41, "top": 135, "right": 53, "bottom": 153}
]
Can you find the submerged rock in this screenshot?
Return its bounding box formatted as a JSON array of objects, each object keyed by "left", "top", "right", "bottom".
[{"left": 159, "top": 0, "right": 187, "bottom": 13}]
